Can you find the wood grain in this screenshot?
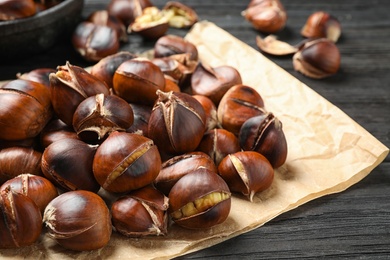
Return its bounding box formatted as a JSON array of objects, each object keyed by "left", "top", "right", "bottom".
[{"left": 0, "top": 0, "right": 389, "bottom": 259}]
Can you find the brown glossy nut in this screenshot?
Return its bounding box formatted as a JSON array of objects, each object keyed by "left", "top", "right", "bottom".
[
  {"left": 126, "top": 103, "right": 152, "bottom": 136},
  {"left": 162, "top": 1, "right": 198, "bottom": 28},
  {"left": 301, "top": 11, "right": 341, "bottom": 42},
  {"left": 218, "top": 151, "right": 274, "bottom": 201},
  {"left": 0, "top": 79, "right": 52, "bottom": 141},
  {"left": 50, "top": 61, "right": 110, "bottom": 126},
  {"left": 147, "top": 90, "right": 206, "bottom": 158},
  {"left": 128, "top": 6, "right": 169, "bottom": 39},
  {"left": 0, "top": 147, "right": 43, "bottom": 185},
  {"left": 168, "top": 167, "right": 231, "bottom": 229},
  {"left": 154, "top": 151, "right": 217, "bottom": 196},
  {"left": 40, "top": 119, "right": 79, "bottom": 149},
  {"left": 197, "top": 128, "right": 241, "bottom": 167},
  {"left": 43, "top": 190, "right": 112, "bottom": 251},
  {"left": 107, "top": 0, "right": 153, "bottom": 27},
  {"left": 151, "top": 56, "right": 184, "bottom": 85},
  {"left": 72, "top": 21, "right": 120, "bottom": 62},
  {"left": 154, "top": 34, "right": 198, "bottom": 61},
  {"left": 192, "top": 95, "right": 219, "bottom": 131},
  {"left": 41, "top": 138, "right": 100, "bottom": 192},
  {"left": 17, "top": 68, "right": 56, "bottom": 88},
  {"left": 191, "top": 63, "right": 243, "bottom": 106},
  {"left": 93, "top": 131, "right": 161, "bottom": 193},
  {"left": 0, "top": 138, "right": 38, "bottom": 150},
  {"left": 111, "top": 185, "right": 169, "bottom": 237},
  {"left": 164, "top": 75, "right": 181, "bottom": 92},
  {"left": 88, "top": 10, "right": 128, "bottom": 42},
  {"left": 217, "top": 84, "right": 266, "bottom": 136},
  {"left": 239, "top": 112, "right": 287, "bottom": 168},
  {"left": 0, "top": 0, "right": 36, "bottom": 21},
  {"left": 293, "top": 38, "right": 341, "bottom": 79},
  {"left": 0, "top": 185, "right": 42, "bottom": 248},
  {"left": 242, "top": 0, "right": 287, "bottom": 34},
  {"left": 113, "top": 58, "right": 166, "bottom": 106},
  {"left": 90, "top": 51, "right": 137, "bottom": 89},
  {"left": 0, "top": 174, "right": 58, "bottom": 214},
  {"left": 72, "top": 94, "right": 134, "bottom": 143}
]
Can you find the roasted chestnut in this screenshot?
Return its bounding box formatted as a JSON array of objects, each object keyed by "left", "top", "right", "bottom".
[
  {"left": 72, "top": 21, "right": 120, "bottom": 62},
  {"left": 147, "top": 90, "right": 206, "bottom": 158},
  {"left": 218, "top": 151, "right": 274, "bottom": 201},
  {"left": 113, "top": 58, "right": 166, "bottom": 106},
  {"left": 41, "top": 138, "right": 100, "bottom": 192},
  {"left": 301, "top": 11, "right": 341, "bottom": 42},
  {"left": 242, "top": 0, "right": 287, "bottom": 34},
  {"left": 0, "top": 174, "right": 58, "bottom": 213},
  {"left": 17, "top": 68, "right": 56, "bottom": 88},
  {"left": 192, "top": 95, "right": 219, "bottom": 131},
  {"left": 72, "top": 93, "right": 134, "bottom": 143},
  {"left": 217, "top": 84, "right": 266, "bottom": 136},
  {"left": 107, "top": 0, "right": 153, "bottom": 27},
  {"left": 239, "top": 112, "right": 287, "bottom": 168},
  {"left": 191, "top": 63, "right": 242, "bottom": 105},
  {"left": 0, "top": 0, "right": 36, "bottom": 21},
  {"left": 128, "top": 6, "right": 169, "bottom": 39},
  {"left": 93, "top": 131, "right": 161, "bottom": 193},
  {"left": 293, "top": 38, "right": 341, "bottom": 79},
  {"left": 50, "top": 61, "right": 110, "bottom": 126},
  {"left": 162, "top": 1, "right": 198, "bottom": 28},
  {"left": 168, "top": 167, "right": 231, "bottom": 229},
  {"left": 197, "top": 128, "right": 241, "bottom": 167},
  {"left": 154, "top": 151, "right": 217, "bottom": 195},
  {"left": 0, "top": 185, "right": 42, "bottom": 248},
  {"left": 0, "top": 147, "right": 43, "bottom": 185},
  {"left": 87, "top": 10, "right": 128, "bottom": 42},
  {"left": 126, "top": 103, "right": 152, "bottom": 136},
  {"left": 111, "top": 185, "right": 169, "bottom": 237},
  {"left": 90, "top": 51, "right": 137, "bottom": 89},
  {"left": 154, "top": 34, "right": 198, "bottom": 61},
  {"left": 40, "top": 119, "right": 79, "bottom": 149},
  {"left": 0, "top": 79, "right": 52, "bottom": 141},
  {"left": 43, "top": 190, "right": 112, "bottom": 251}
]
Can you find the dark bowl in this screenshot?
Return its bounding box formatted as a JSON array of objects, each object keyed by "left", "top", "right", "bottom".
[{"left": 0, "top": 0, "right": 84, "bottom": 59}]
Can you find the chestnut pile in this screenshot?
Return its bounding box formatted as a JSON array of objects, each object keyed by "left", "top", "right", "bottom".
[
  {"left": 0, "top": 0, "right": 64, "bottom": 21},
  {"left": 0, "top": 34, "right": 287, "bottom": 251}
]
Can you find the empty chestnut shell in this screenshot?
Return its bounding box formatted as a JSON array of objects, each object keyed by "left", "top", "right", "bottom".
[
  {"left": 218, "top": 151, "right": 274, "bottom": 201},
  {"left": 72, "top": 93, "right": 134, "bottom": 143},
  {"left": 111, "top": 185, "right": 169, "bottom": 237},
  {"left": 41, "top": 138, "right": 100, "bottom": 192},
  {"left": 0, "top": 185, "right": 42, "bottom": 249},
  {"left": 147, "top": 90, "right": 206, "bottom": 158},
  {"left": 43, "top": 190, "right": 112, "bottom": 251},
  {"left": 154, "top": 151, "right": 217, "bottom": 196},
  {"left": 93, "top": 131, "right": 161, "bottom": 193},
  {"left": 113, "top": 58, "right": 166, "bottom": 106},
  {"left": 169, "top": 167, "right": 231, "bottom": 229},
  {"left": 217, "top": 84, "right": 266, "bottom": 136},
  {"left": 239, "top": 112, "right": 288, "bottom": 168}
]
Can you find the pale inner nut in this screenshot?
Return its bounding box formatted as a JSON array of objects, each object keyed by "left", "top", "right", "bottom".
[{"left": 171, "top": 191, "right": 231, "bottom": 220}]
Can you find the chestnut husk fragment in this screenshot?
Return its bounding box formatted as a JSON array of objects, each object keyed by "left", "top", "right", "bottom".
[
  {"left": 168, "top": 167, "right": 231, "bottom": 229},
  {"left": 239, "top": 112, "right": 287, "bottom": 168},
  {"left": 111, "top": 185, "right": 169, "bottom": 237}
]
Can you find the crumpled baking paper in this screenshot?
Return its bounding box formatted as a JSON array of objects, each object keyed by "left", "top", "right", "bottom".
[{"left": 1, "top": 21, "right": 388, "bottom": 260}]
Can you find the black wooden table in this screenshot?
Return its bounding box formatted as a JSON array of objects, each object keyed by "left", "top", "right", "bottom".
[{"left": 1, "top": 0, "right": 389, "bottom": 259}]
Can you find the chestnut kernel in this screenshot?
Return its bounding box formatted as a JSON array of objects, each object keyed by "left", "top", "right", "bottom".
[
  {"left": 72, "top": 93, "right": 134, "bottom": 143},
  {"left": 111, "top": 185, "right": 169, "bottom": 237},
  {"left": 0, "top": 186, "right": 42, "bottom": 248},
  {"left": 217, "top": 84, "right": 266, "bottom": 136},
  {"left": 293, "top": 38, "right": 341, "bottom": 79},
  {"left": 239, "top": 112, "right": 288, "bottom": 168},
  {"left": 168, "top": 168, "right": 231, "bottom": 229},
  {"left": 147, "top": 90, "right": 206, "bottom": 158},
  {"left": 93, "top": 131, "right": 161, "bottom": 193},
  {"left": 43, "top": 190, "right": 112, "bottom": 251},
  {"left": 218, "top": 151, "right": 274, "bottom": 201}
]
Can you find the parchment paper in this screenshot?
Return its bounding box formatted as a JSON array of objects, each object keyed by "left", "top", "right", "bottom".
[{"left": 1, "top": 21, "right": 388, "bottom": 260}]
